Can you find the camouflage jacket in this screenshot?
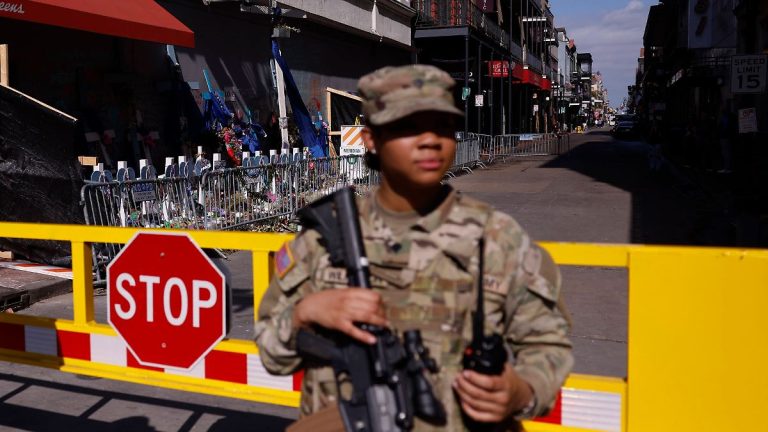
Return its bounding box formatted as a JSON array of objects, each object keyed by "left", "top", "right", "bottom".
[{"left": 254, "top": 188, "right": 573, "bottom": 431}]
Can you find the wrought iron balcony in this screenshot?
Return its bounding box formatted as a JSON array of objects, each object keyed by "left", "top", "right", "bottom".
[
  {"left": 526, "top": 52, "right": 542, "bottom": 72},
  {"left": 414, "top": 0, "right": 510, "bottom": 48}
]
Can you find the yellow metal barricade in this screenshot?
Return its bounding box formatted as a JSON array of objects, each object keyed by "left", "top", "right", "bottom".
[{"left": 1, "top": 222, "right": 766, "bottom": 432}]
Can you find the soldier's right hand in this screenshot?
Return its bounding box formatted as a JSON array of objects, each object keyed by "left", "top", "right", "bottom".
[{"left": 292, "top": 288, "right": 388, "bottom": 345}]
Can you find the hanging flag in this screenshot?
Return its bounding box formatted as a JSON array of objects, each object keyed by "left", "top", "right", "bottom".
[{"left": 272, "top": 39, "right": 328, "bottom": 158}]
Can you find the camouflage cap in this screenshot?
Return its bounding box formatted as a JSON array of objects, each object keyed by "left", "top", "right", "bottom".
[{"left": 358, "top": 64, "right": 464, "bottom": 126}]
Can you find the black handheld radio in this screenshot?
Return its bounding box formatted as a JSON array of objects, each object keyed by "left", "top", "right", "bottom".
[
  {"left": 461, "top": 238, "right": 508, "bottom": 431},
  {"left": 462, "top": 237, "right": 508, "bottom": 375}
]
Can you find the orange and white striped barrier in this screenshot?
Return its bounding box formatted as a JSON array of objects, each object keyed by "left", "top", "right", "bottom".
[{"left": 0, "top": 319, "right": 299, "bottom": 392}]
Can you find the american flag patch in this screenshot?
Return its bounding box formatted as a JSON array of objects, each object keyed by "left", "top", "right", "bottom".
[{"left": 275, "top": 243, "right": 295, "bottom": 279}]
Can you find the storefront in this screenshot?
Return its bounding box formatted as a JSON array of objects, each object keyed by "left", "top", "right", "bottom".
[
  {"left": 510, "top": 63, "right": 552, "bottom": 133},
  {"left": 0, "top": 0, "right": 195, "bottom": 169}
]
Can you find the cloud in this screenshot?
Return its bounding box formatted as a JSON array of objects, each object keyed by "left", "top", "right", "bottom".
[{"left": 559, "top": 0, "right": 650, "bottom": 106}]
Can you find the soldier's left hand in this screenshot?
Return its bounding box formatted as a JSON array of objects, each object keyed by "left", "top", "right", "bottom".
[{"left": 453, "top": 363, "right": 534, "bottom": 423}]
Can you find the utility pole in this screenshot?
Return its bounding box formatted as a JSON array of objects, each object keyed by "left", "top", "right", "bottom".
[{"left": 273, "top": 56, "right": 289, "bottom": 150}]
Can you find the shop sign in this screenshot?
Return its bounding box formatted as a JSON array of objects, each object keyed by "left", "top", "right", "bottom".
[
  {"left": 474, "top": 94, "right": 484, "bottom": 107},
  {"left": 731, "top": 55, "right": 767, "bottom": 94},
  {"left": 738, "top": 108, "right": 757, "bottom": 133},
  {"left": 0, "top": 2, "right": 25, "bottom": 15},
  {"left": 131, "top": 183, "right": 157, "bottom": 202},
  {"left": 488, "top": 61, "right": 510, "bottom": 78}
]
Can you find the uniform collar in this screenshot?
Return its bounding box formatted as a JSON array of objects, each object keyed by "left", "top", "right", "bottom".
[
  {"left": 414, "top": 186, "right": 458, "bottom": 233},
  {"left": 361, "top": 185, "right": 458, "bottom": 235},
  {"left": 360, "top": 186, "right": 486, "bottom": 272}
]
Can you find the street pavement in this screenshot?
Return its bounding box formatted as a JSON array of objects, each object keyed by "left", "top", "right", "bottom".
[{"left": 1, "top": 129, "right": 713, "bottom": 430}]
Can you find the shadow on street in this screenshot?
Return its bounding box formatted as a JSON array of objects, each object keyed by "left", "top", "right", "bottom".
[
  {"left": 542, "top": 130, "right": 764, "bottom": 246},
  {"left": 0, "top": 371, "right": 292, "bottom": 432}
]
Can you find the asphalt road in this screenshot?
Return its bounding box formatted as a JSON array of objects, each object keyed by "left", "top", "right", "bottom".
[{"left": 3, "top": 129, "right": 704, "bottom": 431}]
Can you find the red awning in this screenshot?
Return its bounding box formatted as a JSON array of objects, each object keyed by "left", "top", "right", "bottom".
[
  {"left": 0, "top": 0, "right": 194, "bottom": 47},
  {"left": 512, "top": 63, "right": 525, "bottom": 81},
  {"left": 511, "top": 64, "right": 550, "bottom": 90}
]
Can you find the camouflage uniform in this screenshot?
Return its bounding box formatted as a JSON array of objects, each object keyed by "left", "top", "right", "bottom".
[{"left": 254, "top": 189, "right": 573, "bottom": 431}]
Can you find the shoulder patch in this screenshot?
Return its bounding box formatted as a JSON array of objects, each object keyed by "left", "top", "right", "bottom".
[{"left": 275, "top": 243, "right": 296, "bottom": 279}]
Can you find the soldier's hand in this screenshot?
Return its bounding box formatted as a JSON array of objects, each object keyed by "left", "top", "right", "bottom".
[
  {"left": 292, "top": 288, "right": 388, "bottom": 344},
  {"left": 453, "top": 363, "right": 534, "bottom": 423}
]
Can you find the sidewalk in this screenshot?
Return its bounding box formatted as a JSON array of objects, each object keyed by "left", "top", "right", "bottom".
[
  {"left": 0, "top": 266, "right": 71, "bottom": 312},
  {"left": 659, "top": 140, "right": 768, "bottom": 247}
]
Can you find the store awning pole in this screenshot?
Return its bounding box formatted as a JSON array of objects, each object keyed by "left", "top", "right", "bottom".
[
  {"left": 464, "top": 34, "right": 469, "bottom": 137},
  {"left": 0, "top": 44, "right": 8, "bottom": 87},
  {"left": 477, "top": 39, "right": 482, "bottom": 134}
]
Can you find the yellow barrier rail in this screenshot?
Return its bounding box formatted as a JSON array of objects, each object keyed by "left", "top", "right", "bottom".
[{"left": 0, "top": 222, "right": 766, "bottom": 432}]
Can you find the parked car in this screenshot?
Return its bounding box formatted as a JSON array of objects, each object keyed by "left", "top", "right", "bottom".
[{"left": 612, "top": 114, "right": 637, "bottom": 137}]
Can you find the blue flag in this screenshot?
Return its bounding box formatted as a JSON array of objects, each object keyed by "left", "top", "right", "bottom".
[{"left": 272, "top": 39, "right": 327, "bottom": 158}]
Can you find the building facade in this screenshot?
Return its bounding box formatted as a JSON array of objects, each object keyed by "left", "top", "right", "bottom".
[
  {"left": 413, "top": 0, "right": 565, "bottom": 135},
  {"left": 0, "top": 0, "right": 415, "bottom": 168}
]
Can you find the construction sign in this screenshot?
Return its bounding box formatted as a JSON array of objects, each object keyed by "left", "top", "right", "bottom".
[{"left": 340, "top": 125, "right": 365, "bottom": 156}]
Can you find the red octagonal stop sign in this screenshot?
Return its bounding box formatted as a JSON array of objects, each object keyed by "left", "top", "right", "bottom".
[{"left": 107, "top": 232, "right": 226, "bottom": 370}]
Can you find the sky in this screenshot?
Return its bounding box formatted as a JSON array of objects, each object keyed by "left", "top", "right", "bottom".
[{"left": 550, "top": 0, "right": 652, "bottom": 108}]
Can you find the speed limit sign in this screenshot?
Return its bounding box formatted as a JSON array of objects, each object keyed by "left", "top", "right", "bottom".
[{"left": 731, "top": 55, "right": 767, "bottom": 94}]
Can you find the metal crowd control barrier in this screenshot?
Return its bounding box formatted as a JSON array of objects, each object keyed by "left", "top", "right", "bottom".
[
  {"left": 200, "top": 155, "right": 378, "bottom": 230},
  {"left": 508, "top": 133, "right": 561, "bottom": 157},
  {"left": 80, "top": 133, "right": 573, "bottom": 276},
  {"left": 486, "top": 134, "right": 519, "bottom": 163},
  {"left": 1, "top": 221, "right": 766, "bottom": 431},
  {"left": 447, "top": 134, "right": 484, "bottom": 177},
  {"left": 83, "top": 154, "right": 380, "bottom": 234},
  {"left": 82, "top": 133, "right": 571, "bottom": 238},
  {"left": 290, "top": 155, "right": 379, "bottom": 209},
  {"left": 82, "top": 176, "right": 200, "bottom": 279},
  {"left": 201, "top": 162, "right": 296, "bottom": 230},
  {"left": 481, "top": 133, "right": 570, "bottom": 164}
]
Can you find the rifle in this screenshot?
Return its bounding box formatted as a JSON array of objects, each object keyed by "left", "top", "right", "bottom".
[{"left": 294, "top": 187, "right": 446, "bottom": 432}]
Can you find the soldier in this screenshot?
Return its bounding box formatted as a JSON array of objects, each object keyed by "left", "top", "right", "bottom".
[{"left": 254, "top": 64, "right": 573, "bottom": 431}]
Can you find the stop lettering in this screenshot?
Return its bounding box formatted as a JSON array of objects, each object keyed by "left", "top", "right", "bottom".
[{"left": 107, "top": 232, "right": 226, "bottom": 370}]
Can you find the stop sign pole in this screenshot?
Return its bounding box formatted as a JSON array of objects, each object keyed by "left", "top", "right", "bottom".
[{"left": 107, "top": 232, "right": 227, "bottom": 370}]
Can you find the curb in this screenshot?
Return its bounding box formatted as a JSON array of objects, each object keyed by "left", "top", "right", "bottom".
[{"left": 1, "top": 277, "right": 72, "bottom": 311}]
